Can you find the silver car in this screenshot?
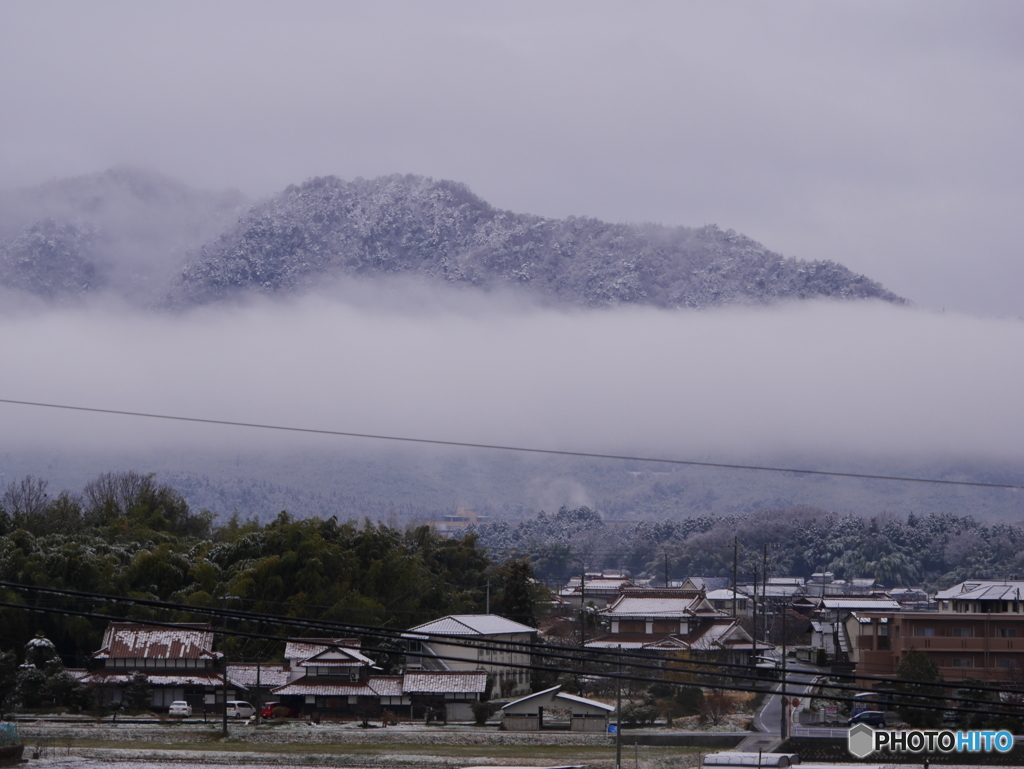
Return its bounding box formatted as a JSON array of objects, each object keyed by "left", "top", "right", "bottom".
[{"left": 168, "top": 701, "right": 192, "bottom": 717}]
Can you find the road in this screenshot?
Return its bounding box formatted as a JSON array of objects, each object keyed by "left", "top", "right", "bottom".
[{"left": 737, "top": 662, "right": 822, "bottom": 752}]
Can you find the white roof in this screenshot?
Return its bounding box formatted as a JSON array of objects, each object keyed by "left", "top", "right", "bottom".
[
  {"left": 283, "top": 639, "right": 363, "bottom": 663},
  {"left": 226, "top": 663, "right": 290, "bottom": 688},
  {"left": 405, "top": 614, "right": 537, "bottom": 637},
  {"left": 820, "top": 597, "right": 901, "bottom": 610},
  {"left": 501, "top": 685, "right": 614, "bottom": 713},
  {"left": 604, "top": 595, "right": 706, "bottom": 618},
  {"left": 935, "top": 581, "right": 1024, "bottom": 602},
  {"left": 401, "top": 671, "right": 488, "bottom": 694},
  {"left": 706, "top": 589, "right": 749, "bottom": 602}
]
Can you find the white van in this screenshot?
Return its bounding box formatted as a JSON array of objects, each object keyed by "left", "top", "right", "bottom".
[{"left": 225, "top": 701, "right": 255, "bottom": 719}]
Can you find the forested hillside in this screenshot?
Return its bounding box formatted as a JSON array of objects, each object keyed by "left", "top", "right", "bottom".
[
  {"left": 0, "top": 168, "right": 245, "bottom": 303},
  {"left": 171, "top": 174, "right": 904, "bottom": 309},
  {"left": 0, "top": 472, "right": 515, "bottom": 668},
  {"left": 470, "top": 505, "right": 1024, "bottom": 592}
]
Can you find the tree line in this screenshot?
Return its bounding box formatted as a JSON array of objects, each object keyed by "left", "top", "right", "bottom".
[
  {"left": 469, "top": 505, "right": 1024, "bottom": 590},
  {"left": 0, "top": 472, "right": 537, "bottom": 672}
]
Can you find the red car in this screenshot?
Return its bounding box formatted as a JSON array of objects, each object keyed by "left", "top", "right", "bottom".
[{"left": 260, "top": 702, "right": 294, "bottom": 718}]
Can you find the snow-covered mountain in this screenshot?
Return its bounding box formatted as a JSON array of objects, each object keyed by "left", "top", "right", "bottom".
[
  {"left": 2, "top": 170, "right": 904, "bottom": 309},
  {"left": 171, "top": 174, "right": 904, "bottom": 308}
]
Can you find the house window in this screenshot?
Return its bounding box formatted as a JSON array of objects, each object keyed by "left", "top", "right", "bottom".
[
  {"left": 951, "top": 658, "right": 972, "bottom": 667},
  {"left": 951, "top": 628, "right": 972, "bottom": 638},
  {"left": 998, "top": 659, "right": 1018, "bottom": 668},
  {"left": 999, "top": 628, "right": 1017, "bottom": 638},
  {"left": 914, "top": 628, "right": 935, "bottom": 637},
  {"left": 878, "top": 625, "right": 888, "bottom": 636}
]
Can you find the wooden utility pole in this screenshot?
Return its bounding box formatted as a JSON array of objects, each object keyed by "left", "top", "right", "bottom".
[{"left": 732, "top": 537, "right": 738, "bottom": 618}]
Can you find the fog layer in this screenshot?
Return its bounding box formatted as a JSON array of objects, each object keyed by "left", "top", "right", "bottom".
[{"left": 1, "top": 293, "right": 1020, "bottom": 468}]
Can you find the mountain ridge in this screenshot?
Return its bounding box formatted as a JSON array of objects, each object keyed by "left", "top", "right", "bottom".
[{"left": 1, "top": 169, "right": 905, "bottom": 309}]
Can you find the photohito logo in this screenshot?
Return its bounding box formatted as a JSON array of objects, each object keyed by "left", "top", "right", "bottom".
[{"left": 848, "top": 724, "right": 1014, "bottom": 758}]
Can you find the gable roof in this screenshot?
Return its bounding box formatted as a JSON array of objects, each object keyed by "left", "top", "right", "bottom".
[
  {"left": 501, "top": 685, "right": 614, "bottom": 713},
  {"left": 284, "top": 638, "right": 362, "bottom": 663},
  {"left": 603, "top": 592, "right": 715, "bottom": 618},
  {"left": 405, "top": 614, "right": 537, "bottom": 637},
  {"left": 94, "top": 622, "right": 219, "bottom": 660}
]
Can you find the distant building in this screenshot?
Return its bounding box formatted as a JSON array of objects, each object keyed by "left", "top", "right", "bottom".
[
  {"left": 428, "top": 508, "right": 489, "bottom": 535},
  {"left": 559, "top": 572, "right": 633, "bottom": 609},
  {"left": 585, "top": 588, "right": 755, "bottom": 665},
  {"left": 844, "top": 581, "right": 1024, "bottom": 687},
  {"left": 403, "top": 614, "right": 537, "bottom": 697}
]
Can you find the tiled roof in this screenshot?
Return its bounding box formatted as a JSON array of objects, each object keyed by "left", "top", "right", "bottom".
[
  {"left": 81, "top": 670, "right": 226, "bottom": 687},
  {"left": 405, "top": 615, "right": 537, "bottom": 637},
  {"left": 585, "top": 633, "right": 689, "bottom": 650},
  {"left": 273, "top": 680, "right": 379, "bottom": 697},
  {"left": 283, "top": 639, "right": 362, "bottom": 663},
  {"left": 368, "top": 676, "right": 404, "bottom": 697},
  {"left": 226, "top": 663, "right": 290, "bottom": 688},
  {"left": 604, "top": 595, "right": 703, "bottom": 617},
  {"left": 402, "top": 671, "right": 487, "bottom": 694},
  {"left": 94, "top": 623, "right": 219, "bottom": 660},
  {"left": 688, "top": 620, "right": 749, "bottom": 650}
]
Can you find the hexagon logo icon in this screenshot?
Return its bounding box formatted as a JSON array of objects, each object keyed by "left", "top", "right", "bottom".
[{"left": 848, "top": 723, "right": 875, "bottom": 758}]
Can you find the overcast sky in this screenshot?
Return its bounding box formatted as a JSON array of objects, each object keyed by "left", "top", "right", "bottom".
[
  {"left": 1, "top": 2, "right": 1022, "bottom": 503},
  {"left": 2, "top": 1, "right": 1022, "bottom": 317}
]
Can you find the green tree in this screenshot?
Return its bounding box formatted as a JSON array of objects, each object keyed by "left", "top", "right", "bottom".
[
  {"left": 123, "top": 672, "right": 152, "bottom": 711},
  {"left": 493, "top": 559, "right": 538, "bottom": 627},
  {"left": 894, "top": 649, "right": 944, "bottom": 728}
]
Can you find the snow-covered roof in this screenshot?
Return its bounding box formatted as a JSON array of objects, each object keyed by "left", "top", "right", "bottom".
[
  {"left": 689, "top": 620, "right": 751, "bottom": 650},
  {"left": 273, "top": 680, "right": 380, "bottom": 697},
  {"left": 501, "top": 685, "right": 614, "bottom": 713},
  {"left": 301, "top": 647, "right": 374, "bottom": 667},
  {"left": 935, "top": 581, "right": 1024, "bottom": 602},
  {"left": 559, "top": 576, "right": 632, "bottom": 596},
  {"left": 226, "top": 663, "right": 290, "bottom": 689},
  {"left": 401, "top": 671, "right": 487, "bottom": 694},
  {"left": 94, "top": 623, "right": 219, "bottom": 660},
  {"left": 283, "top": 639, "right": 362, "bottom": 663},
  {"left": 603, "top": 595, "right": 709, "bottom": 618},
  {"left": 81, "top": 670, "right": 227, "bottom": 687},
  {"left": 706, "top": 589, "right": 749, "bottom": 602},
  {"left": 819, "top": 597, "right": 901, "bottom": 611},
  {"left": 405, "top": 615, "right": 537, "bottom": 637}
]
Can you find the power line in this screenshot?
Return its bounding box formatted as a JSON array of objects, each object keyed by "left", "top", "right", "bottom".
[
  {"left": 1, "top": 581, "right": 1016, "bottom": 716},
  {"left": 0, "top": 397, "right": 1020, "bottom": 490}
]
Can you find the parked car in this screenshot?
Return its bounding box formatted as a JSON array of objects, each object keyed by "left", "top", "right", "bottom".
[
  {"left": 168, "top": 701, "right": 192, "bottom": 717},
  {"left": 260, "top": 702, "right": 294, "bottom": 718},
  {"left": 225, "top": 701, "right": 255, "bottom": 719},
  {"left": 848, "top": 710, "right": 886, "bottom": 728}
]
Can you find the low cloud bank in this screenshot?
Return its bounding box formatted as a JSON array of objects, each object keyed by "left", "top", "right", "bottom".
[{"left": 1, "top": 293, "right": 1021, "bottom": 470}]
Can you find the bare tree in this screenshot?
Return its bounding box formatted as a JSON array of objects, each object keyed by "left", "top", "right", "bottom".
[{"left": 2, "top": 475, "right": 48, "bottom": 528}]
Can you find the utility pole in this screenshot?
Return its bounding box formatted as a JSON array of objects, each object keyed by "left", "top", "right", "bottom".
[
  {"left": 780, "top": 606, "right": 788, "bottom": 740},
  {"left": 752, "top": 567, "right": 758, "bottom": 660},
  {"left": 762, "top": 543, "right": 769, "bottom": 647},
  {"left": 255, "top": 658, "right": 262, "bottom": 726},
  {"left": 615, "top": 645, "right": 622, "bottom": 769},
  {"left": 664, "top": 553, "right": 669, "bottom": 588},
  {"left": 579, "top": 564, "right": 587, "bottom": 649},
  {"left": 732, "top": 537, "right": 738, "bottom": 619},
  {"left": 221, "top": 626, "right": 228, "bottom": 737}
]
